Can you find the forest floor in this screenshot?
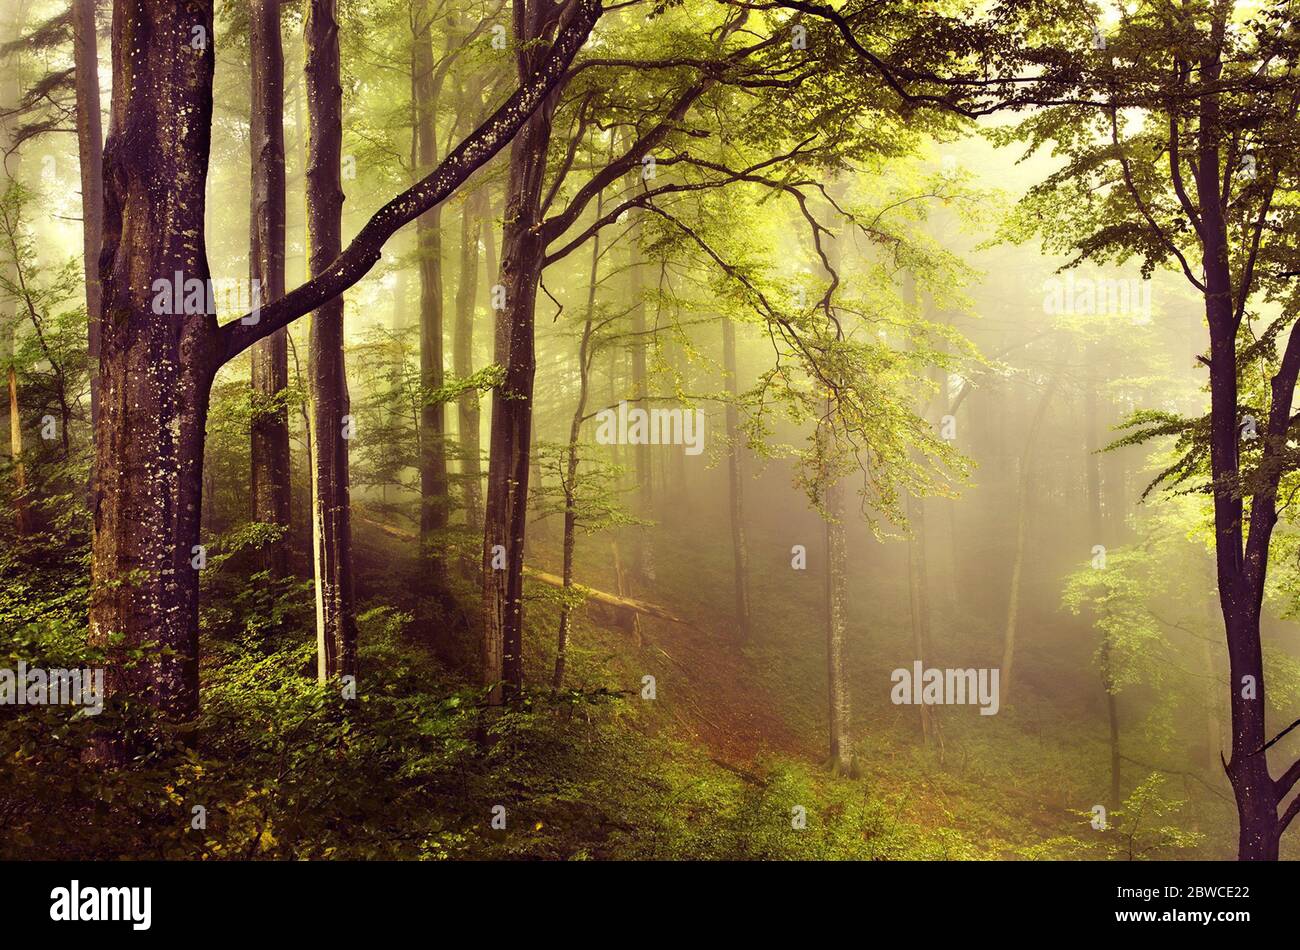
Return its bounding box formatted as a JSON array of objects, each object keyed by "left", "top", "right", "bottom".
[
  {"left": 500, "top": 507, "right": 1246, "bottom": 860},
  {"left": 0, "top": 506, "right": 1252, "bottom": 860}
]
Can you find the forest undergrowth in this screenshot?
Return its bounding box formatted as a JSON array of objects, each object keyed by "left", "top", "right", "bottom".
[{"left": 0, "top": 496, "right": 1231, "bottom": 860}]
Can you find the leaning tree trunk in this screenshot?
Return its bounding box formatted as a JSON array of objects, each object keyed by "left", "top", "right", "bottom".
[
  {"left": 721, "top": 315, "right": 751, "bottom": 643},
  {"left": 305, "top": 0, "right": 357, "bottom": 682},
  {"left": 90, "top": 0, "right": 219, "bottom": 719},
  {"left": 72, "top": 0, "right": 104, "bottom": 432},
  {"left": 250, "top": 0, "right": 292, "bottom": 578}
]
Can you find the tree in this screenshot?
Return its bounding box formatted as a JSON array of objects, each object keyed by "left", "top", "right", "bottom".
[
  {"left": 0, "top": 2, "right": 22, "bottom": 536},
  {"left": 998, "top": 0, "right": 1300, "bottom": 859},
  {"left": 72, "top": 0, "right": 102, "bottom": 431},
  {"left": 250, "top": 0, "right": 292, "bottom": 579},
  {"left": 412, "top": 0, "right": 448, "bottom": 569},
  {"left": 820, "top": 405, "right": 854, "bottom": 776},
  {"left": 89, "top": 0, "right": 601, "bottom": 719},
  {"left": 305, "top": 0, "right": 356, "bottom": 682},
  {"left": 721, "top": 313, "right": 751, "bottom": 643}
]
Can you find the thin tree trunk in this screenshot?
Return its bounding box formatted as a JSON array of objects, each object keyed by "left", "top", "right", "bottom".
[
  {"left": 72, "top": 0, "right": 103, "bottom": 433},
  {"left": 455, "top": 187, "right": 485, "bottom": 532},
  {"left": 554, "top": 183, "right": 603, "bottom": 689},
  {"left": 6, "top": 365, "right": 24, "bottom": 534},
  {"left": 721, "top": 315, "right": 751, "bottom": 643},
  {"left": 305, "top": 0, "right": 357, "bottom": 682},
  {"left": 906, "top": 491, "right": 935, "bottom": 746},
  {"left": 413, "top": 2, "right": 448, "bottom": 572},
  {"left": 624, "top": 166, "right": 649, "bottom": 577},
  {"left": 1, "top": 2, "right": 23, "bottom": 535},
  {"left": 250, "top": 0, "right": 292, "bottom": 578},
  {"left": 1000, "top": 376, "right": 1058, "bottom": 702},
  {"left": 294, "top": 68, "right": 308, "bottom": 288},
  {"left": 1101, "top": 640, "right": 1121, "bottom": 805},
  {"left": 1084, "top": 343, "right": 1120, "bottom": 805},
  {"left": 824, "top": 469, "right": 853, "bottom": 775}
]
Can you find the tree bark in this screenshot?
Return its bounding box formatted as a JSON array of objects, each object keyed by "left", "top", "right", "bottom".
[
  {"left": 90, "top": 0, "right": 219, "bottom": 719},
  {"left": 906, "top": 490, "right": 935, "bottom": 746},
  {"left": 480, "top": 0, "right": 563, "bottom": 705},
  {"left": 721, "top": 315, "right": 751, "bottom": 643},
  {"left": 623, "top": 165, "right": 649, "bottom": 577},
  {"left": 1, "top": 2, "right": 24, "bottom": 535},
  {"left": 71, "top": 0, "right": 103, "bottom": 432},
  {"left": 250, "top": 0, "right": 292, "bottom": 578},
  {"left": 824, "top": 468, "right": 853, "bottom": 775},
  {"left": 6, "top": 363, "right": 23, "bottom": 534},
  {"left": 413, "top": 1, "right": 449, "bottom": 569},
  {"left": 305, "top": 0, "right": 357, "bottom": 682},
  {"left": 454, "top": 186, "right": 485, "bottom": 531},
  {"left": 1191, "top": 22, "right": 1281, "bottom": 860}
]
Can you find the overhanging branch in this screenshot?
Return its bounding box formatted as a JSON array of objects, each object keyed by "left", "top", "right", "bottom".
[{"left": 217, "top": 0, "right": 603, "bottom": 365}]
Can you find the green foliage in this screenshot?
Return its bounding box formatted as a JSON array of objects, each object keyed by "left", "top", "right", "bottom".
[{"left": 1094, "top": 774, "right": 1205, "bottom": 861}]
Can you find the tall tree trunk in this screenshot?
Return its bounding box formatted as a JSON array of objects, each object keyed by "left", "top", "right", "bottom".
[
  {"left": 824, "top": 467, "right": 853, "bottom": 775},
  {"left": 554, "top": 198, "right": 601, "bottom": 691},
  {"left": 1000, "top": 376, "right": 1058, "bottom": 703},
  {"left": 1083, "top": 343, "right": 1120, "bottom": 805},
  {"left": 90, "top": 0, "right": 218, "bottom": 719},
  {"left": 413, "top": 2, "right": 448, "bottom": 572},
  {"left": 906, "top": 491, "right": 935, "bottom": 746},
  {"left": 455, "top": 186, "right": 485, "bottom": 531},
  {"left": 1, "top": 2, "right": 23, "bottom": 535},
  {"left": 305, "top": 0, "right": 357, "bottom": 682},
  {"left": 721, "top": 315, "right": 751, "bottom": 643},
  {"left": 72, "top": 0, "right": 104, "bottom": 433},
  {"left": 6, "top": 364, "right": 23, "bottom": 534},
  {"left": 294, "top": 68, "right": 308, "bottom": 287},
  {"left": 250, "top": 0, "right": 292, "bottom": 578},
  {"left": 904, "top": 272, "right": 937, "bottom": 746},
  {"left": 480, "top": 1, "right": 559, "bottom": 705},
  {"left": 623, "top": 171, "right": 649, "bottom": 577},
  {"left": 1189, "top": 23, "right": 1280, "bottom": 859}
]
